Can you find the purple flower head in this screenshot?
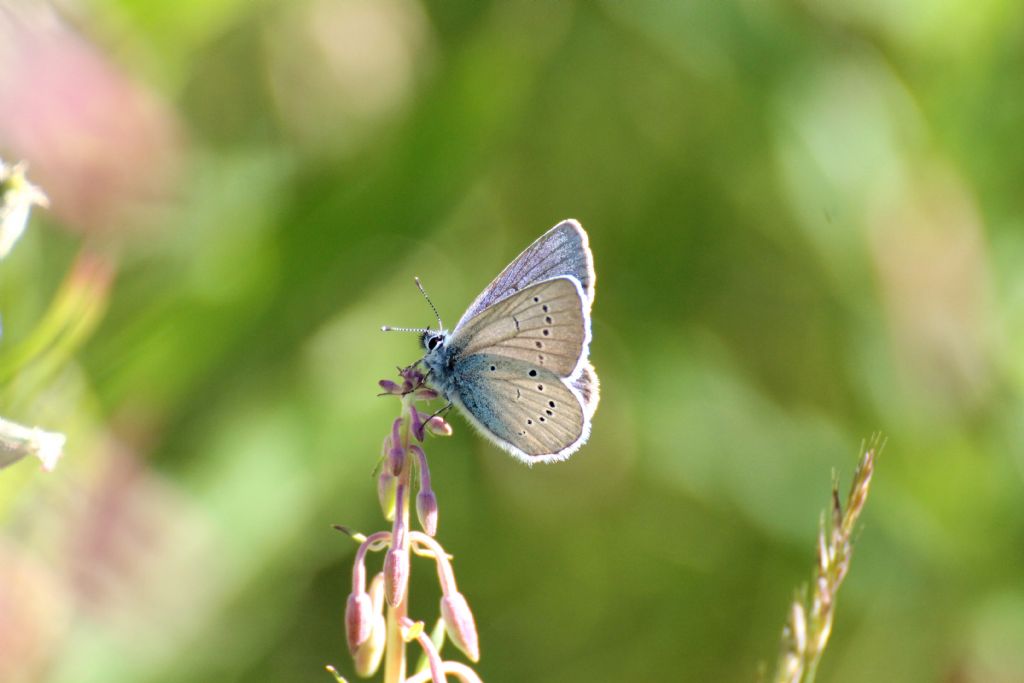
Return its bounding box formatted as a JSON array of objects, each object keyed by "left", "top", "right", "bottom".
[
  {"left": 339, "top": 367, "right": 481, "bottom": 679},
  {"left": 399, "top": 365, "right": 426, "bottom": 390}
]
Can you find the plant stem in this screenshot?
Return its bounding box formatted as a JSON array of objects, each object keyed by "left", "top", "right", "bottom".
[
  {"left": 383, "top": 580, "right": 409, "bottom": 683},
  {"left": 804, "top": 661, "right": 819, "bottom": 683},
  {"left": 383, "top": 394, "right": 415, "bottom": 683}
]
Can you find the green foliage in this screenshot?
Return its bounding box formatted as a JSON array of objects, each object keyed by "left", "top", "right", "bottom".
[{"left": 2, "top": 1, "right": 1023, "bottom": 682}]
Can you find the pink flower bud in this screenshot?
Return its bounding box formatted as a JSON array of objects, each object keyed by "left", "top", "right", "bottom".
[
  {"left": 389, "top": 418, "right": 406, "bottom": 475},
  {"left": 416, "top": 488, "right": 438, "bottom": 536},
  {"left": 345, "top": 591, "right": 373, "bottom": 653},
  {"left": 377, "top": 470, "right": 397, "bottom": 520},
  {"left": 353, "top": 613, "right": 387, "bottom": 677},
  {"left": 388, "top": 444, "right": 406, "bottom": 477},
  {"left": 440, "top": 591, "right": 479, "bottom": 662},
  {"left": 368, "top": 572, "right": 385, "bottom": 612},
  {"left": 414, "top": 387, "right": 440, "bottom": 401},
  {"left": 410, "top": 408, "right": 426, "bottom": 441},
  {"left": 378, "top": 379, "right": 401, "bottom": 395},
  {"left": 425, "top": 415, "right": 453, "bottom": 437},
  {"left": 384, "top": 547, "right": 409, "bottom": 607}
]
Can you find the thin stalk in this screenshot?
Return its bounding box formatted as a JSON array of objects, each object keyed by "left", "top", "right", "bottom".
[{"left": 383, "top": 393, "right": 415, "bottom": 683}]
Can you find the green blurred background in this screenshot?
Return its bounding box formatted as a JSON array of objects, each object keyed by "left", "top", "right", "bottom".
[{"left": 2, "top": 0, "right": 1024, "bottom": 681}]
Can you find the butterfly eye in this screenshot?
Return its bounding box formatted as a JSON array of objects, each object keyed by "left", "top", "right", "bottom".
[{"left": 420, "top": 332, "right": 444, "bottom": 351}]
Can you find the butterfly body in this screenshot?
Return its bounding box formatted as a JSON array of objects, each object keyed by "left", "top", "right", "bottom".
[{"left": 411, "top": 220, "right": 598, "bottom": 464}]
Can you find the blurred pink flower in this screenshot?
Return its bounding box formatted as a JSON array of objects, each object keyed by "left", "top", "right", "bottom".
[
  {"left": 0, "top": 6, "right": 183, "bottom": 234},
  {"left": 0, "top": 542, "right": 71, "bottom": 683}
]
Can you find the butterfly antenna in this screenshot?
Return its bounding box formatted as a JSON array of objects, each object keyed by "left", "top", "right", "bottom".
[
  {"left": 414, "top": 276, "right": 444, "bottom": 330},
  {"left": 380, "top": 325, "right": 431, "bottom": 333}
]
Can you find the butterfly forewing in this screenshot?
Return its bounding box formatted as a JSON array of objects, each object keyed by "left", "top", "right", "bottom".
[
  {"left": 454, "top": 355, "right": 587, "bottom": 458},
  {"left": 455, "top": 220, "right": 595, "bottom": 331},
  {"left": 451, "top": 276, "right": 589, "bottom": 378}
]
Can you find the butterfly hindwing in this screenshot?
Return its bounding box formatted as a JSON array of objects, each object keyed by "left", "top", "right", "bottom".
[
  {"left": 452, "top": 354, "right": 588, "bottom": 460},
  {"left": 571, "top": 361, "right": 600, "bottom": 420},
  {"left": 455, "top": 220, "right": 595, "bottom": 330},
  {"left": 450, "top": 276, "right": 589, "bottom": 378}
]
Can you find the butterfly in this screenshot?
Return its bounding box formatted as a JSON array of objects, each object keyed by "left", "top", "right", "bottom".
[{"left": 385, "top": 220, "right": 598, "bottom": 464}]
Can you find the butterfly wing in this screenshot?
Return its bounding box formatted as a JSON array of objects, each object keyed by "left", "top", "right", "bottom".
[
  {"left": 571, "top": 361, "right": 599, "bottom": 420},
  {"left": 452, "top": 276, "right": 590, "bottom": 377},
  {"left": 451, "top": 354, "right": 590, "bottom": 462},
  {"left": 444, "top": 277, "right": 599, "bottom": 462},
  {"left": 454, "top": 219, "right": 595, "bottom": 331}
]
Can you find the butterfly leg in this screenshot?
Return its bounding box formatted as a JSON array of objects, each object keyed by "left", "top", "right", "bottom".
[{"left": 426, "top": 402, "right": 453, "bottom": 422}]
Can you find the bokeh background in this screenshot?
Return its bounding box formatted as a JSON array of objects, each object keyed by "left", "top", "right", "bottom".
[{"left": 2, "top": 1, "right": 1024, "bottom": 681}]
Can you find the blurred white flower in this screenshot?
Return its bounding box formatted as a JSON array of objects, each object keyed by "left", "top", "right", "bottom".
[
  {"left": 0, "top": 160, "right": 48, "bottom": 259},
  {"left": 0, "top": 417, "right": 65, "bottom": 472}
]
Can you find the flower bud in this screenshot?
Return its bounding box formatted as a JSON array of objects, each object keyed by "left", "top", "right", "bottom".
[
  {"left": 416, "top": 487, "right": 438, "bottom": 536},
  {"left": 388, "top": 418, "right": 406, "bottom": 475},
  {"left": 425, "top": 416, "right": 453, "bottom": 437},
  {"left": 399, "top": 365, "right": 425, "bottom": 387},
  {"left": 377, "top": 470, "right": 397, "bottom": 520},
  {"left": 414, "top": 387, "right": 440, "bottom": 401},
  {"left": 345, "top": 591, "right": 373, "bottom": 653},
  {"left": 368, "top": 572, "right": 385, "bottom": 612},
  {"left": 353, "top": 613, "right": 387, "bottom": 677},
  {"left": 388, "top": 444, "right": 406, "bottom": 477},
  {"left": 378, "top": 379, "right": 401, "bottom": 395},
  {"left": 440, "top": 591, "right": 479, "bottom": 662},
  {"left": 410, "top": 408, "right": 426, "bottom": 441},
  {"left": 384, "top": 547, "right": 409, "bottom": 607}
]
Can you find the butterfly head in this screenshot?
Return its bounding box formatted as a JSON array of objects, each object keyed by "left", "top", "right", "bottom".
[
  {"left": 420, "top": 330, "right": 448, "bottom": 353},
  {"left": 381, "top": 276, "right": 448, "bottom": 355}
]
